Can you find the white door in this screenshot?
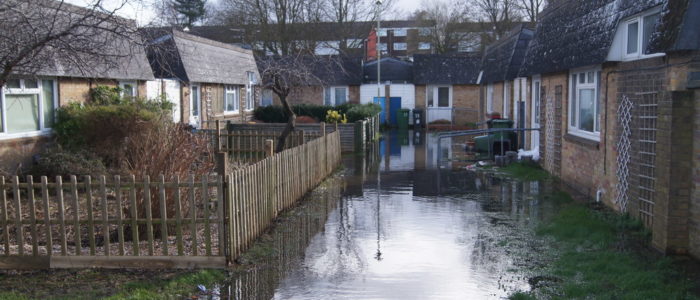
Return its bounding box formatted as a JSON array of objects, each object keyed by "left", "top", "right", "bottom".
[
  {"left": 426, "top": 85, "right": 452, "bottom": 123},
  {"left": 530, "top": 76, "right": 541, "bottom": 150},
  {"left": 189, "top": 84, "right": 201, "bottom": 128}
]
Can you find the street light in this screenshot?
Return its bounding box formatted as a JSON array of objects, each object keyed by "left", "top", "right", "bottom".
[{"left": 376, "top": 0, "right": 382, "bottom": 103}]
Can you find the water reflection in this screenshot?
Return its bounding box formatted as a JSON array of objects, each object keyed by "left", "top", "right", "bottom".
[{"left": 211, "top": 131, "right": 561, "bottom": 299}]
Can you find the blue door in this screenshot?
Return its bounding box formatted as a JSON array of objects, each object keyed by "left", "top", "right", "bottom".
[
  {"left": 373, "top": 97, "right": 386, "bottom": 124},
  {"left": 389, "top": 97, "right": 402, "bottom": 126}
]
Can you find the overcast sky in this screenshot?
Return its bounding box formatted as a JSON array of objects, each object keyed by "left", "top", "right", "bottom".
[{"left": 66, "top": 0, "right": 422, "bottom": 26}]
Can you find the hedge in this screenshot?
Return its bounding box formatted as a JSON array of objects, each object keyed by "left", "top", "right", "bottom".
[{"left": 253, "top": 103, "right": 380, "bottom": 123}]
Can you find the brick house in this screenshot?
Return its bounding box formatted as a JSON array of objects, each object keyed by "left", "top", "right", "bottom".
[
  {"left": 518, "top": 0, "right": 700, "bottom": 257},
  {"left": 412, "top": 54, "right": 482, "bottom": 126},
  {"left": 264, "top": 56, "right": 363, "bottom": 108},
  {"left": 0, "top": 8, "right": 154, "bottom": 174},
  {"left": 144, "top": 28, "right": 260, "bottom": 128},
  {"left": 480, "top": 25, "right": 534, "bottom": 147}
]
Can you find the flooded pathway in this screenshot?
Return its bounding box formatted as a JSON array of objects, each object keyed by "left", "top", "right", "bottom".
[{"left": 217, "top": 131, "right": 566, "bottom": 299}]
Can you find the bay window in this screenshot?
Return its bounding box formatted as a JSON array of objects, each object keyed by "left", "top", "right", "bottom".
[
  {"left": 1, "top": 78, "right": 56, "bottom": 138},
  {"left": 224, "top": 85, "right": 239, "bottom": 113},
  {"left": 569, "top": 68, "right": 601, "bottom": 140}
]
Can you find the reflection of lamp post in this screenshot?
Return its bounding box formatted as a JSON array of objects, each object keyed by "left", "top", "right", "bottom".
[
  {"left": 375, "top": 166, "right": 382, "bottom": 261},
  {"left": 376, "top": 0, "right": 382, "bottom": 102}
]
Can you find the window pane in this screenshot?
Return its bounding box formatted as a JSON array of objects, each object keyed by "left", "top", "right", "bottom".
[
  {"left": 324, "top": 88, "right": 331, "bottom": 106},
  {"left": 6, "top": 94, "right": 39, "bottom": 133},
  {"left": 394, "top": 43, "right": 407, "bottom": 50},
  {"left": 191, "top": 86, "right": 199, "bottom": 116},
  {"left": 334, "top": 88, "right": 347, "bottom": 105},
  {"left": 571, "top": 75, "right": 577, "bottom": 127},
  {"left": 578, "top": 89, "right": 595, "bottom": 132},
  {"left": 6, "top": 79, "right": 20, "bottom": 89},
  {"left": 42, "top": 80, "right": 55, "bottom": 128},
  {"left": 123, "top": 84, "right": 135, "bottom": 97},
  {"left": 627, "top": 21, "right": 639, "bottom": 54},
  {"left": 643, "top": 13, "right": 660, "bottom": 54},
  {"left": 534, "top": 82, "right": 540, "bottom": 125},
  {"left": 25, "top": 79, "right": 38, "bottom": 89},
  {"left": 438, "top": 87, "right": 449, "bottom": 107}
]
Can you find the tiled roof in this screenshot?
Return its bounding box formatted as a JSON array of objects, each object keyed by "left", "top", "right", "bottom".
[
  {"left": 363, "top": 57, "right": 413, "bottom": 83},
  {"left": 413, "top": 54, "right": 481, "bottom": 85},
  {"left": 480, "top": 25, "right": 533, "bottom": 83}
]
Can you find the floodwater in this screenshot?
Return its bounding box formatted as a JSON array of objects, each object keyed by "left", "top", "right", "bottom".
[{"left": 209, "top": 131, "right": 565, "bottom": 300}]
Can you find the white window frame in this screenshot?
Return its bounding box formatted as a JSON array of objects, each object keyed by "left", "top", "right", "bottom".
[
  {"left": 393, "top": 28, "right": 407, "bottom": 37},
  {"left": 245, "top": 71, "right": 256, "bottom": 111},
  {"left": 223, "top": 85, "right": 239, "bottom": 114},
  {"left": 418, "top": 42, "right": 431, "bottom": 50},
  {"left": 531, "top": 76, "right": 541, "bottom": 126},
  {"left": 119, "top": 81, "right": 137, "bottom": 97},
  {"left": 568, "top": 66, "right": 601, "bottom": 141},
  {"left": 324, "top": 86, "right": 349, "bottom": 106},
  {"left": 427, "top": 85, "right": 452, "bottom": 108},
  {"left": 1, "top": 78, "right": 58, "bottom": 140},
  {"left": 393, "top": 42, "right": 407, "bottom": 51},
  {"left": 623, "top": 7, "right": 663, "bottom": 61}
]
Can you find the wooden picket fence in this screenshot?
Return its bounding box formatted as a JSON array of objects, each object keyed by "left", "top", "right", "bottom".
[
  {"left": 0, "top": 130, "right": 341, "bottom": 269},
  {"left": 224, "top": 129, "right": 341, "bottom": 260}
]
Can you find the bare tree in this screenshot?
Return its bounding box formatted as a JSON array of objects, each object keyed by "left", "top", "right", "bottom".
[
  {"left": 471, "top": 0, "right": 520, "bottom": 42},
  {"left": 516, "top": 0, "right": 545, "bottom": 23},
  {"left": 0, "top": 0, "right": 142, "bottom": 87},
  {"left": 410, "top": 0, "right": 478, "bottom": 54},
  {"left": 257, "top": 54, "right": 344, "bottom": 152}
]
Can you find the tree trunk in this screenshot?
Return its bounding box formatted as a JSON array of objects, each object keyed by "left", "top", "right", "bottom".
[{"left": 276, "top": 95, "right": 296, "bottom": 153}]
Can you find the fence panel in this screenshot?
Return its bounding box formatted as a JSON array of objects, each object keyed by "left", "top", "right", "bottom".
[{"left": 0, "top": 175, "right": 225, "bottom": 269}]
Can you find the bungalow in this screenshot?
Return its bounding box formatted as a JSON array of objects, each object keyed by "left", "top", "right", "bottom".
[
  {"left": 413, "top": 54, "right": 482, "bottom": 127},
  {"left": 479, "top": 25, "right": 534, "bottom": 148},
  {"left": 144, "top": 28, "right": 260, "bottom": 128},
  {"left": 518, "top": 0, "right": 700, "bottom": 257},
  {"left": 0, "top": 6, "right": 154, "bottom": 174},
  {"left": 265, "top": 56, "right": 363, "bottom": 107},
  {"left": 360, "top": 57, "right": 415, "bottom": 125}
]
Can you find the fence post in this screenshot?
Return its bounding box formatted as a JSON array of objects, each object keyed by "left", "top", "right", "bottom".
[
  {"left": 265, "top": 139, "right": 274, "bottom": 157},
  {"left": 216, "top": 152, "right": 229, "bottom": 176},
  {"left": 320, "top": 122, "right": 326, "bottom": 136},
  {"left": 355, "top": 120, "right": 365, "bottom": 153}
]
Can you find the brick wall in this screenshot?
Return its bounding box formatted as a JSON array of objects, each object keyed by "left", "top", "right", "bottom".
[
  {"left": 538, "top": 72, "right": 566, "bottom": 178},
  {"left": 452, "top": 85, "right": 481, "bottom": 125}
]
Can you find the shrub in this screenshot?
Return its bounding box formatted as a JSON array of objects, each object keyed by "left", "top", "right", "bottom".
[
  {"left": 325, "top": 110, "right": 347, "bottom": 124},
  {"left": 89, "top": 85, "right": 123, "bottom": 105},
  {"left": 346, "top": 103, "right": 381, "bottom": 122},
  {"left": 253, "top": 105, "right": 287, "bottom": 123},
  {"left": 293, "top": 104, "right": 333, "bottom": 121},
  {"left": 296, "top": 116, "right": 317, "bottom": 123},
  {"left": 29, "top": 146, "right": 108, "bottom": 178}
]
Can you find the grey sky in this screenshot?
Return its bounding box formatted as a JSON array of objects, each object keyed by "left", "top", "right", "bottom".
[{"left": 66, "top": 0, "right": 423, "bottom": 26}]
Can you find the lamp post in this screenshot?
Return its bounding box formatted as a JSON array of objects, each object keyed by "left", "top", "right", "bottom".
[{"left": 376, "top": 0, "right": 382, "bottom": 102}]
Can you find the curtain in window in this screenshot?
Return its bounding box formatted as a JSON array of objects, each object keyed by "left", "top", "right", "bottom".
[{"left": 6, "top": 94, "right": 39, "bottom": 133}]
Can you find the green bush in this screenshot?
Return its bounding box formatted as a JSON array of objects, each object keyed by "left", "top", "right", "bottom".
[
  {"left": 30, "top": 146, "right": 108, "bottom": 178},
  {"left": 90, "top": 85, "right": 123, "bottom": 105},
  {"left": 253, "top": 105, "right": 287, "bottom": 123},
  {"left": 346, "top": 103, "right": 381, "bottom": 122}
]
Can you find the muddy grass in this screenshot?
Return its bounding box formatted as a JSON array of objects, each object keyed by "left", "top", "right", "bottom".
[{"left": 510, "top": 196, "right": 700, "bottom": 299}]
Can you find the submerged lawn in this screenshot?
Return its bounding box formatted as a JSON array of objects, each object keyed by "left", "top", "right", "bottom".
[{"left": 511, "top": 192, "right": 699, "bottom": 299}]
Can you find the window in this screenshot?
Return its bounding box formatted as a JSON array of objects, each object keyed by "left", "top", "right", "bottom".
[
  {"left": 503, "top": 81, "right": 509, "bottom": 118},
  {"left": 377, "top": 43, "right": 387, "bottom": 51},
  {"left": 419, "top": 28, "right": 430, "bottom": 36},
  {"left": 224, "top": 85, "right": 239, "bottom": 113},
  {"left": 1, "top": 79, "right": 56, "bottom": 138},
  {"left": 377, "top": 29, "right": 387, "bottom": 37},
  {"left": 419, "top": 42, "right": 431, "bottom": 50},
  {"left": 245, "top": 71, "right": 256, "bottom": 110},
  {"left": 119, "top": 81, "right": 137, "bottom": 98},
  {"left": 624, "top": 9, "right": 661, "bottom": 59},
  {"left": 533, "top": 80, "right": 541, "bottom": 125},
  {"left": 486, "top": 84, "right": 494, "bottom": 112},
  {"left": 262, "top": 89, "right": 273, "bottom": 106},
  {"left": 569, "top": 68, "right": 601, "bottom": 140},
  {"left": 427, "top": 85, "right": 451, "bottom": 108},
  {"left": 393, "top": 29, "right": 407, "bottom": 37},
  {"left": 393, "top": 42, "right": 407, "bottom": 50},
  {"left": 324, "top": 86, "right": 348, "bottom": 106},
  {"left": 190, "top": 85, "right": 200, "bottom": 117},
  {"left": 346, "top": 39, "right": 363, "bottom": 48}
]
